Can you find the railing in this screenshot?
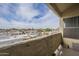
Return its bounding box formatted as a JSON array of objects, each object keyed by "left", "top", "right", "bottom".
[{"left": 0, "top": 33, "right": 62, "bottom": 56}]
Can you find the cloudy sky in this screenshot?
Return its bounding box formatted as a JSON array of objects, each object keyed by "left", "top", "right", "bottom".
[{"left": 0, "top": 3, "right": 60, "bottom": 29}]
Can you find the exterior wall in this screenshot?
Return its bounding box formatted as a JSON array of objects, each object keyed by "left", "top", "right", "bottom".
[
  {"left": 0, "top": 33, "right": 62, "bottom": 56},
  {"left": 63, "top": 16, "right": 79, "bottom": 39},
  {"left": 64, "top": 28, "right": 79, "bottom": 39},
  {"left": 63, "top": 38, "right": 79, "bottom": 48}
]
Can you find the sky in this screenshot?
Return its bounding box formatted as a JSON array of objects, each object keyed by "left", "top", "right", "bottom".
[{"left": 0, "top": 3, "right": 60, "bottom": 29}]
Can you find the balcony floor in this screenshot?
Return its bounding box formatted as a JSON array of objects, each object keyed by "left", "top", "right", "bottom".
[{"left": 62, "top": 48, "right": 79, "bottom": 56}]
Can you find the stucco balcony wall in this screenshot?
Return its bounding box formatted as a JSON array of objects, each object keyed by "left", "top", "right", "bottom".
[{"left": 0, "top": 33, "right": 62, "bottom": 56}]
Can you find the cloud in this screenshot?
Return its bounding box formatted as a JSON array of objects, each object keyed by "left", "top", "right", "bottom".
[
  {"left": 16, "top": 4, "right": 40, "bottom": 21},
  {"left": 0, "top": 18, "right": 11, "bottom": 29},
  {"left": 0, "top": 18, "right": 9, "bottom": 25},
  {"left": 10, "top": 20, "right": 28, "bottom": 29},
  {"left": 0, "top": 3, "right": 18, "bottom": 21},
  {"left": 32, "top": 9, "right": 59, "bottom": 23},
  {"left": 0, "top": 18, "right": 31, "bottom": 29},
  {"left": 0, "top": 3, "right": 59, "bottom": 29}
]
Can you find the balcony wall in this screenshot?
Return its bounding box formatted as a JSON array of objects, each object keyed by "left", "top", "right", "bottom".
[
  {"left": 64, "top": 28, "right": 79, "bottom": 39},
  {"left": 0, "top": 33, "right": 62, "bottom": 56}
]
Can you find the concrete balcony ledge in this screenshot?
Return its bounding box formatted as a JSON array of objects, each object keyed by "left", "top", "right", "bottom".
[
  {"left": 0, "top": 33, "right": 62, "bottom": 56},
  {"left": 63, "top": 38, "right": 79, "bottom": 48},
  {"left": 0, "top": 33, "right": 60, "bottom": 49}
]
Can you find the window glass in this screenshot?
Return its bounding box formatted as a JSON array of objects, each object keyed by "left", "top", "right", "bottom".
[{"left": 64, "top": 16, "right": 79, "bottom": 39}]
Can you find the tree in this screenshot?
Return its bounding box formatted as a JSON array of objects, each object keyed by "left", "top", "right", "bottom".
[{"left": 44, "top": 28, "right": 52, "bottom": 32}]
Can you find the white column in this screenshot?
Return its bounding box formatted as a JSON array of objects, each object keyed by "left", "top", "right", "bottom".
[{"left": 59, "top": 17, "right": 64, "bottom": 37}]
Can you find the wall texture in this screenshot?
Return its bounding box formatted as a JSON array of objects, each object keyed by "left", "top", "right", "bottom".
[
  {"left": 0, "top": 33, "right": 62, "bottom": 56},
  {"left": 64, "top": 28, "right": 79, "bottom": 39}
]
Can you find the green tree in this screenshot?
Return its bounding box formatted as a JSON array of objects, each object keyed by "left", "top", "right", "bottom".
[{"left": 44, "top": 28, "right": 52, "bottom": 32}]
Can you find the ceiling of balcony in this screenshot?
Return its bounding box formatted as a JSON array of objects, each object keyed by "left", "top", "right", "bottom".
[
  {"left": 48, "top": 3, "right": 79, "bottom": 18},
  {"left": 55, "top": 3, "right": 74, "bottom": 13}
]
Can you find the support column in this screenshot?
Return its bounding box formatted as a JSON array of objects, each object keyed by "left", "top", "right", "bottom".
[{"left": 59, "top": 17, "right": 64, "bottom": 37}]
